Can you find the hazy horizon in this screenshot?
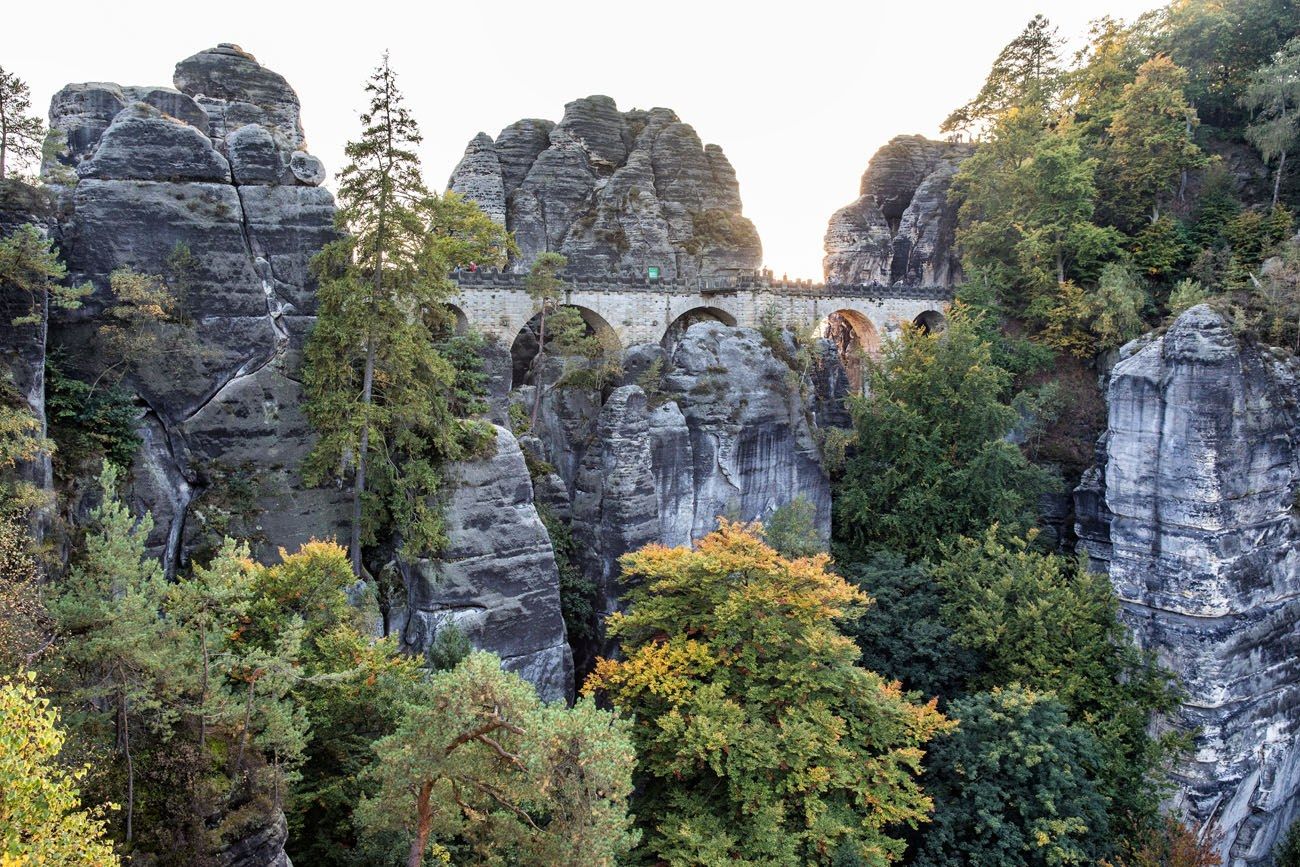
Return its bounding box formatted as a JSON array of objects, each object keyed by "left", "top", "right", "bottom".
[{"left": 4, "top": 0, "right": 1164, "bottom": 279}]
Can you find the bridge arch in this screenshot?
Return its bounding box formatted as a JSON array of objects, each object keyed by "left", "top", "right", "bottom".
[
  {"left": 913, "top": 309, "right": 947, "bottom": 334},
  {"left": 424, "top": 301, "right": 470, "bottom": 337},
  {"left": 510, "top": 304, "right": 622, "bottom": 390},
  {"left": 820, "top": 309, "right": 880, "bottom": 393},
  {"left": 662, "top": 305, "right": 738, "bottom": 347}
]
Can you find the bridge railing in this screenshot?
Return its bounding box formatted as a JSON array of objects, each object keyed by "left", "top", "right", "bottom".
[{"left": 451, "top": 269, "right": 953, "bottom": 301}]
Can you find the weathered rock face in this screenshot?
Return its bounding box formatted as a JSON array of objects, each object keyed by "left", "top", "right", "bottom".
[
  {"left": 823, "top": 135, "right": 972, "bottom": 286},
  {"left": 0, "top": 181, "right": 56, "bottom": 534},
  {"left": 524, "top": 323, "right": 835, "bottom": 665},
  {"left": 218, "top": 809, "right": 291, "bottom": 867},
  {"left": 1076, "top": 305, "right": 1300, "bottom": 865},
  {"left": 448, "top": 96, "right": 762, "bottom": 278},
  {"left": 399, "top": 425, "right": 574, "bottom": 704},
  {"left": 42, "top": 46, "right": 347, "bottom": 575}
]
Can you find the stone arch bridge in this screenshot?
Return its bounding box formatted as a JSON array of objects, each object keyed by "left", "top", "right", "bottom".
[{"left": 450, "top": 272, "right": 952, "bottom": 353}]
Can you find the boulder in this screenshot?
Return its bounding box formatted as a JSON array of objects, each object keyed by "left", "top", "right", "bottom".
[
  {"left": 173, "top": 44, "right": 304, "bottom": 152},
  {"left": 77, "top": 103, "right": 231, "bottom": 183},
  {"left": 226, "top": 123, "right": 282, "bottom": 184}
]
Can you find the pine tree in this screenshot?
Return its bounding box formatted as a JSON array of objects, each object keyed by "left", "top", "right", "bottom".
[
  {"left": 1243, "top": 36, "right": 1300, "bottom": 208},
  {"left": 302, "top": 54, "right": 509, "bottom": 576},
  {"left": 359, "top": 652, "right": 636, "bottom": 867},
  {"left": 45, "top": 463, "right": 174, "bottom": 844},
  {"left": 943, "top": 15, "right": 1063, "bottom": 135},
  {"left": 0, "top": 66, "right": 44, "bottom": 180}
]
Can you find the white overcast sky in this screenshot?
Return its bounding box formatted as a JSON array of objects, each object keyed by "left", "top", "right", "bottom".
[{"left": 4, "top": 0, "right": 1163, "bottom": 279}]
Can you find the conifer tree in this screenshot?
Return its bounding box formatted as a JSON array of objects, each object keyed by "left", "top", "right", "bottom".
[
  {"left": 45, "top": 463, "right": 174, "bottom": 844},
  {"left": 943, "top": 15, "right": 1063, "bottom": 135},
  {"left": 303, "top": 54, "right": 509, "bottom": 575},
  {"left": 0, "top": 66, "right": 44, "bottom": 180},
  {"left": 1244, "top": 36, "right": 1300, "bottom": 208}
]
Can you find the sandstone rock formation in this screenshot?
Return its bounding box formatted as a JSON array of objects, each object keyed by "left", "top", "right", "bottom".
[
  {"left": 399, "top": 425, "right": 574, "bottom": 703},
  {"left": 448, "top": 96, "right": 762, "bottom": 278},
  {"left": 1076, "top": 305, "right": 1300, "bottom": 865},
  {"left": 521, "top": 323, "right": 835, "bottom": 666},
  {"left": 0, "top": 181, "right": 56, "bottom": 534},
  {"left": 42, "top": 45, "right": 347, "bottom": 574},
  {"left": 823, "top": 135, "right": 972, "bottom": 286}
]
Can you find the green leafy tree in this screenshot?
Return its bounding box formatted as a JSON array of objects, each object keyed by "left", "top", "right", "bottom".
[
  {"left": 1102, "top": 55, "right": 1208, "bottom": 230},
  {"left": 912, "top": 686, "right": 1111, "bottom": 867},
  {"left": 1243, "top": 36, "right": 1300, "bottom": 208},
  {"left": 834, "top": 309, "right": 1055, "bottom": 561},
  {"left": 45, "top": 463, "right": 174, "bottom": 845},
  {"left": 0, "top": 67, "right": 44, "bottom": 180},
  {"left": 1162, "top": 0, "right": 1300, "bottom": 129},
  {"left": 1168, "top": 278, "right": 1209, "bottom": 318},
  {"left": 0, "top": 673, "right": 120, "bottom": 865},
  {"left": 760, "top": 496, "right": 825, "bottom": 559},
  {"left": 586, "top": 522, "right": 951, "bottom": 865},
  {"left": 1091, "top": 263, "right": 1149, "bottom": 351},
  {"left": 303, "top": 54, "right": 510, "bottom": 575},
  {"left": 943, "top": 15, "right": 1063, "bottom": 135},
  {"left": 932, "top": 529, "right": 1184, "bottom": 840},
  {"left": 837, "top": 551, "right": 978, "bottom": 701},
  {"left": 951, "top": 111, "right": 1121, "bottom": 314},
  {"left": 0, "top": 517, "right": 49, "bottom": 673},
  {"left": 359, "top": 652, "right": 636, "bottom": 867}
]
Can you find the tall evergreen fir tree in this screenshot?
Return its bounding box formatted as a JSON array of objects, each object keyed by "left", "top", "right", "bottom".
[{"left": 302, "top": 53, "right": 509, "bottom": 576}]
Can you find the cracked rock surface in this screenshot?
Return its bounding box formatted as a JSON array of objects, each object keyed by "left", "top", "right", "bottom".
[
  {"left": 398, "top": 425, "right": 574, "bottom": 704},
  {"left": 1075, "top": 305, "right": 1300, "bottom": 865},
  {"left": 823, "top": 134, "right": 972, "bottom": 286},
  {"left": 42, "top": 45, "right": 345, "bottom": 578},
  {"left": 448, "top": 95, "right": 761, "bottom": 278}
]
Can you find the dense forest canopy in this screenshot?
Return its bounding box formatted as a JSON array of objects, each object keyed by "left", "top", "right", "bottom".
[{"left": 1, "top": 0, "right": 1299, "bottom": 864}]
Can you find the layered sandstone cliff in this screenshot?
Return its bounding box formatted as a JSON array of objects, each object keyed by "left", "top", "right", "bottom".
[
  {"left": 448, "top": 95, "right": 762, "bottom": 278},
  {"left": 1076, "top": 305, "right": 1300, "bottom": 865},
  {"left": 823, "top": 134, "right": 972, "bottom": 286}
]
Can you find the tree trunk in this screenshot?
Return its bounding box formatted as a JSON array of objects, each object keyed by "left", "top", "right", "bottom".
[
  {"left": 407, "top": 780, "right": 435, "bottom": 867},
  {"left": 1056, "top": 250, "right": 1065, "bottom": 285},
  {"left": 530, "top": 305, "right": 548, "bottom": 429},
  {"left": 198, "top": 624, "right": 208, "bottom": 752},
  {"left": 120, "top": 691, "right": 135, "bottom": 843},
  {"left": 352, "top": 339, "right": 375, "bottom": 577},
  {"left": 235, "top": 678, "right": 256, "bottom": 774},
  {"left": 1275, "top": 150, "right": 1287, "bottom": 210}
]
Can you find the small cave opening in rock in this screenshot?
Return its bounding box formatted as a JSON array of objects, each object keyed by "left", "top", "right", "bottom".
[
  {"left": 821, "top": 310, "right": 880, "bottom": 394},
  {"left": 661, "top": 306, "right": 738, "bottom": 348}
]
